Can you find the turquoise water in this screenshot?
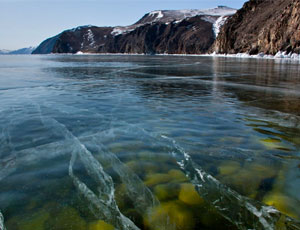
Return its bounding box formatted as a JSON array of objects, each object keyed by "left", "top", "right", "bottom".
[{"left": 0, "top": 55, "right": 300, "bottom": 230}]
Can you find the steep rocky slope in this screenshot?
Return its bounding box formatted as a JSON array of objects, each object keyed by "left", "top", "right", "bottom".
[
  {"left": 99, "top": 16, "right": 216, "bottom": 54},
  {"left": 33, "top": 6, "right": 235, "bottom": 54},
  {"left": 213, "top": 0, "right": 300, "bottom": 55},
  {"left": 33, "top": 26, "right": 114, "bottom": 54}
]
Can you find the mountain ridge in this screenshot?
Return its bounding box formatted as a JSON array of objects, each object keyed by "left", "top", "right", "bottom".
[
  {"left": 32, "top": 6, "right": 236, "bottom": 55},
  {"left": 33, "top": 1, "right": 300, "bottom": 56},
  {"left": 0, "top": 47, "right": 35, "bottom": 55}
]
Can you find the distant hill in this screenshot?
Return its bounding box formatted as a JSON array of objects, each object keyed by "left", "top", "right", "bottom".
[
  {"left": 0, "top": 49, "right": 10, "bottom": 54},
  {"left": 0, "top": 47, "right": 35, "bottom": 55},
  {"left": 9, "top": 47, "right": 35, "bottom": 54},
  {"left": 32, "top": 6, "right": 236, "bottom": 54}
]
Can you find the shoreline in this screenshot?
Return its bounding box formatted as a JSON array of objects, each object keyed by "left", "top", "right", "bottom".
[
  {"left": 73, "top": 51, "right": 300, "bottom": 62},
  {"left": 4, "top": 51, "right": 300, "bottom": 62}
]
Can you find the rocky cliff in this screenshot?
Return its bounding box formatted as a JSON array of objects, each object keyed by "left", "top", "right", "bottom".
[
  {"left": 32, "top": 7, "right": 235, "bottom": 54},
  {"left": 99, "top": 16, "right": 216, "bottom": 54},
  {"left": 213, "top": 0, "right": 300, "bottom": 55}
]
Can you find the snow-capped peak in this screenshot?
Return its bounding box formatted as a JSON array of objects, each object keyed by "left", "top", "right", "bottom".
[
  {"left": 148, "top": 6, "right": 236, "bottom": 21},
  {"left": 149, "top": 10, "right": 164, "bottom": 19},
  {"left": 199, "top": 6, "right": 237, "bottom": 16},
  {"left": 111, "top": 6, "right": 236, "bottom": 36},
  {"left": 68, "top": 25, "right": 94, "bottom": 32}
]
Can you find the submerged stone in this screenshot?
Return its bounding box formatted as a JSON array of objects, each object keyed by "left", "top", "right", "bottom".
[
  {"left": 218, "top": 161, "right": 241, "bottom": 176},
  {"left": 10, "top": 211, "right": 50, "bottom": 230},
  {"left": 138, "top": 151, "right": 171, "bottom": 163},
  {"left": 144, "top": 173, "right": 172, "bottom": 187},
  {"left": 178, "top": 183, "right": 204, "bottom": 206},
  {"left": 154, "top": 183, "right": 180, "bottom": 201},
  {"left": 263, "top": 193, "right": 299, "bottom": 219},
  {"left": 245, "top": 163, "right": 277, "bottom": 179},
  {"left": 144, "top": 169, "right": 187, "bottom": 187},
  {"left": 88, "top": 220, "right": 114, "bottom": 230},
  {"left": 144, "top": 201, "right": 195, "bottom": 230},
  {"left": 167, "top": 170, "right": 188, "bottom": 182},
  {"left": 23, "top": 212, "right": 49, "bottom": 230},
  {"left": 123, "top": 209, "right": 144, "bottom": 229},
  {"left": 220, "top": 163, "right": 276, "bottom": 197},
  {"left": 126, "top": 160, "right": 160, "bottom": 176},
  {"left": 291, "top": 137, "right": 300, "bottom": 146},
  {"left": 114, "top": 183, "right": 127, "bottom": 211},
  {"left": 5, "top": 216, "right": 19, "bottom": 230},
  {"left": 199, "top": 209, "right": 234, "bottom": 230},
  {"left": 261, "top": 138, "right": 281, "bottom": 143},
  {"left": 45, "top": 206, "right": 86, "bottom": 230},
  {"left": 26, "top": 200, "right": 39, "bottom": 211},
  {"left": 219, "top": 136, "right": 243, "bottom": 144},
  {"left": 260, "top": 138, "right": 291, "bottom": 151},
  {"left": 42, "top": 202, "right": 61, "bottom": 216}
]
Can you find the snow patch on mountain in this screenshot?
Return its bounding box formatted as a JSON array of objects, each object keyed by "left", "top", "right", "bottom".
[
  {"left": 154, "top": 6, "right": 236, "bottom": 21},
  {"left": 111, "top": 6, "right": 236, "bottom": 36},
  {"left": 112, "top": 27, "right": 135, "bottom": 36},
  {"left": 200, "top": 6, "right": 236, "bottom": 16},
  {"left": 213, "top": 16, "right": 227, "bottom": 38},
  {"left": 86, "top": 29, "right": 95, "bottom": 46},
  {"left": 149, "top": 10, "right": 164, "bottom": 19},
  {"left": 69, "top": 25, "right": 94, "bottom": 32}
]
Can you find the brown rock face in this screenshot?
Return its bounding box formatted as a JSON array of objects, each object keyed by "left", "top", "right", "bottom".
[
  {"left": 33, "top": 6, "right": 238, "bottom": 55},
  {"left": 52, "top": 26, "right": 114, "bottom": 54},
  {"left": 213, "top": 0, "right": 300, "bottom": 55},
  {"left": 32, "top": 26, "right": 114, "bottom": 54},
  {"left": 99, "top": 16, "right": 216, "bottom": 54},
  {"left": 33, "top": 16, "right": 216, "bottom": 55}
]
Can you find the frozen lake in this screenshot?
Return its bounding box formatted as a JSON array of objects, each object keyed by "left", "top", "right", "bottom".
[{"left": 0, "top": 54, "right": 300, "bottom": 230}]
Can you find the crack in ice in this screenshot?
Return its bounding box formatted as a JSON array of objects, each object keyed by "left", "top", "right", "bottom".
[
  {"left": 36, "top": 114, "right": 140, "bottom": 230},
  {"left": 159, "top": 134, "right": 300, "bottom": 230}
]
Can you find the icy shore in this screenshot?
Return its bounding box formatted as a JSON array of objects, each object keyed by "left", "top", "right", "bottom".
[{"left": 73, "top": 51, "right": 300, "bottom": 62}]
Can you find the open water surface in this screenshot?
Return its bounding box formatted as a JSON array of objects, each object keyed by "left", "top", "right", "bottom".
[{"left": 0, "top": 55, "right": 300, "bottom": 230}]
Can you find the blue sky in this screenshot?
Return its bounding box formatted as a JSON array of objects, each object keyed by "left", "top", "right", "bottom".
[{"left": 0, "top": 0, "right": 247, "bottom": 50}]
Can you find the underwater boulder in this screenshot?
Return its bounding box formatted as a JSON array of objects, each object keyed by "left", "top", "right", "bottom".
[
  {"left": 154, "top": 183, "right": 180, "bottom": 201},
  {"left": 45, "top": 206, "right": 86, "bottom": 230},
  {"left": 6, "top": 211, "right": 50, "bottom": 230},
  {"left": 144, "top": 169, "right": 188, "bottom": 187},
  {"left": 126, "top": 160, "right": 160, "bottom": 177},
  {"left": 88, "top": 220, "right": 114, "bottom": 230},
  {"left": 220, "top": 162, "right": 277, "bottom": 197},
  {"left": 218, "top": 161, "right": 241, "bottom": 176},
  {"left": 178, "top": 183, "right": 204, "bottom": 206},
  {"left": 144, "top": 173, "right": 172, "bottom": 187},
  {"left": 260, "top": 138, "right": 291, "bottom": 151},
  {"left": 144, "top": 201, "right": 195, "bottom": 230},
  {"left": 263, "top": 193, "right": 299, "bottom": 219}
]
